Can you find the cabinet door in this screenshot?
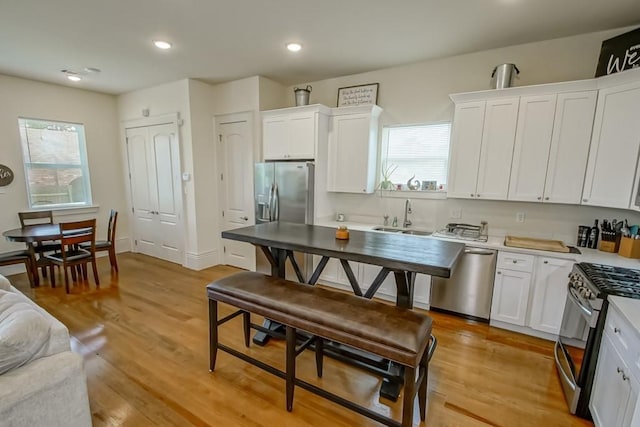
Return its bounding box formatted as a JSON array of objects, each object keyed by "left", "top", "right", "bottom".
[
  {"left": 590, "top": 334, "right": 635, "bottom": 427},
  {"left": 583, "top": 82, "right": 640, "bottom": 209},
  {"left": 490, "top": 268, "right": 531, "bottom": 326},
  {"left": 476, "top": 98, "right": 519, "bottom": 200},
  {"left": 327, "top": 113, "right": 376, "bottom": 193},
  {"left": 528, "top": 257, "right": 573, "bottom": 335},
  {"left": 447, "top": 101, "right": 485, "bottom": 199},
  {"left": 287, "top": 113, "right": 316, "bottom": 159},
  {"left": 544, "top": 91, "right": 597, "bottom": 204},
  {"left": 360, "top": 263, "right": 395, "bottom": 299},
  {"left": 263, "top": 115, "right": 289, "bottom": 160},
  {"left": 508, "top": 95, "right": 556, "bottom": 202}
]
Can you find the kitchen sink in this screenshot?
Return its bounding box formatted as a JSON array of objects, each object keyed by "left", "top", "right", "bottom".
[
  {"left": 372, "top": 226, "right": 403, "bottom": 233},
  {"left": 401, "top": 230, "right": 432, "bottom": 236}
]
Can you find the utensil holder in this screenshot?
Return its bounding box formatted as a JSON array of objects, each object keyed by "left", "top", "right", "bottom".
[{"left": 618, "top": 236, "right": 640, "bottom": 258}]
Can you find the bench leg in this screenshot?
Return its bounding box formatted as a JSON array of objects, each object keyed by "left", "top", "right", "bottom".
[
  {"left": 418, "top": 354, "right": 429, "bottom": 421},
  {"left": 286, "top": 325, "right": 297, "bottom": 412},
  {"left": 243, "top": 311, "right": 251, "bottom": 348},
  {"left": 402, "top": 366, "right": 416, "bottom": 427},
  {"left": 315, "top": 337, "right": 324, "bottom": 378},
  {"left": 209, "top": 299, "right": 218, "bottom": 372}
]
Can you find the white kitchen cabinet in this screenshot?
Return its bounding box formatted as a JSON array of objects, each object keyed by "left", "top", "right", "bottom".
[
  {"left": 490, "top": 267, "right": 531, "bottom": 326},
  {"left": 582, "top": 80, "right": 640, "bottom": 209},
  {"left": 262, "top": 105, "right": 330, "bottom": 160},
  {"left": 508, "top": 92, "right": 597, "bottom": 204},
  {"left": 447, "top": 101, "right": 485, "bottom": 199},
  {"left": 327, "top": 105, "right": 382, "bottom": 194},
  {"left": 528, "top": 257, "right": 573, "bottom": 335},
  {"left": 508, "top": 94, "right": 557, "bottom": 202},
  {"left": 543, "top": 91, "right": 597, "bottom": 204},
  {"left": 447, "top": 98, "right": 519, "bottom": 200},
  {"left": 590, "top": 333, "right": 639, "bottom": 427}
]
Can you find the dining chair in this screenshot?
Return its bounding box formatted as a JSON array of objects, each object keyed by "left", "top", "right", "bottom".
[
  {"left": 80, "top": 209, "right": 118, "bottom": 272},
  {"left": 45, "top": 219, "right": 99, "bottom": 294},
  {"left": 0, "top": 249, "right": 34, "bottom": 287},
  {"left": 18, "top": 210, "right": 61, "bottom": 278}
]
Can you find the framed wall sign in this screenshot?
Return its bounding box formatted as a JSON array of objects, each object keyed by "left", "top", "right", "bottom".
[
  {"left": 0, "top": 164, "right": 14, "bottom": 187},
  {"left": 595, "top": 27, "right": 640, "bottom": 77},
  {"left": 337, "top": 83, "right": 379, "bottom": 107}
]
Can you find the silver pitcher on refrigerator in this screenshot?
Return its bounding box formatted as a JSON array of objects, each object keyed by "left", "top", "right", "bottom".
[{"left": 254, "top": 161, "right": 314, "bottom": 280}]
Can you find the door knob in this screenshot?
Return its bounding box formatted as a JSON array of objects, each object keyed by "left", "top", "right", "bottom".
[{"left": 241, "top": 216, "right": 249, "bottom": 221}]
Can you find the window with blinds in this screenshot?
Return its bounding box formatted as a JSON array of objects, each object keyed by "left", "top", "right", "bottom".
[{"left": 382, "top": 122, "right": 451, "bottom": 190}]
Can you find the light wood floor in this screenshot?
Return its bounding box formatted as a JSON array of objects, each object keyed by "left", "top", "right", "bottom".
[{"left": 8, "top": 253, "right": 593, "bottom": 427}]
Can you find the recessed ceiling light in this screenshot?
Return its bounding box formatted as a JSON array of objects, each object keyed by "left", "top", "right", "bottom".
[
  {"left": 286, "top": 43, "right": 302, "bottom": 52},
  {"left": 153, "top": 40, "right": 172, "bottom": 50},
  {"left": 67, "top": 75, "right": 82, "bottom": 82}
]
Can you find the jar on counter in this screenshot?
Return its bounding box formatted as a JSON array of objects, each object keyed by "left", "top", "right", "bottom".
[{"left": 335, "top": 226, "right": 349, "bottom": 240}]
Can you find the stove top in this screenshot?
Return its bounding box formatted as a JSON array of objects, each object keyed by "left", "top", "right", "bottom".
[{"left": 577, "top": 263, "right": 640, "bottom": 299}]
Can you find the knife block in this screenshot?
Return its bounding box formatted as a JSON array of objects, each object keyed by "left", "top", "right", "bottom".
[{"left": 618, "top": 236, "right": 640, "bottom": 258}]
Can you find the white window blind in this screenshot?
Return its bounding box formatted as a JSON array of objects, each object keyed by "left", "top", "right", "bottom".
[{"left": 383, "top": 123, "right": 451, "bottom": 189}]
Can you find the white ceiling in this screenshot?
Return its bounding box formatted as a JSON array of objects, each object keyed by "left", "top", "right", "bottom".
[{"left": 1, "top": 0, "right": 639, "bottom": 95}]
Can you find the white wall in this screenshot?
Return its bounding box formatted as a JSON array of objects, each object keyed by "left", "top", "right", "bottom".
[
  {"left": 0, "top": 75, "right": 127, "bottom": 271},
  {"left": 275, "top": 27, "right": 640, "bottom": 243}
]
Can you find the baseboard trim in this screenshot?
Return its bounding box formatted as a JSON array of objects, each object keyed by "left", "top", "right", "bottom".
[
  {"left": 184, "top": 249, "right": 218, "bottom": 271},
  {"left": 489, "top": 319, "right": 558, "bottom": 342}
]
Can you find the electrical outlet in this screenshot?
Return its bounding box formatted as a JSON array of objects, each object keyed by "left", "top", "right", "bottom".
[
  {"left": 449, "top": 208, "right": 462, "bottom": 219},
  {"left": 516, "top": 212, "right": 526, "bottom": 223}
]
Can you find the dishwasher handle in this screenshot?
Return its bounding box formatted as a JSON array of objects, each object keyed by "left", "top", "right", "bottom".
[{"left": 463, "top": 248, "right": 496, "bottom": 255}]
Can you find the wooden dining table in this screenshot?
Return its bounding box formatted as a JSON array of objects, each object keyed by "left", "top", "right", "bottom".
[
  {"left": 3, "top": 223, "right": 65, "bottom": 286},
  {"left": 222, "top": 221, "right": 465, "bottom": 401}
]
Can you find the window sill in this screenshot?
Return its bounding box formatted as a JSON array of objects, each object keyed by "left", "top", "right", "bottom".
[
  {"left": 377, "top": 190, "right": 447, "bottom": 200},
  {"left": 26, "top": 205, "right": 100, "bottom": 216}
]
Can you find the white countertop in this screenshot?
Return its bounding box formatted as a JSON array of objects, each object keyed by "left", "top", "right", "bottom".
[
  {"left": 608, "top": 296, "right": 640, "bottom": 338},
  {"left": 315, "top": 219, "right": 640, "bottom": 269}
]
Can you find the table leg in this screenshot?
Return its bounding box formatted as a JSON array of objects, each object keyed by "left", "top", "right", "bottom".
[
  {"left": 253, "top": 247, "right": 287, "bottom": 346},
  {"left": 26, "top": 243, "right": 39, "bottom": 287}
]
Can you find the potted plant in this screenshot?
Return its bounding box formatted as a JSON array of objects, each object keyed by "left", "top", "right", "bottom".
[{"left": 379, "top": 163, "right": 397, "bottom": 190}]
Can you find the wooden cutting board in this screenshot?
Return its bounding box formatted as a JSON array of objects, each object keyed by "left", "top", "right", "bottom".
[{"left": 504, "top": 235, "right": 570, "bottom": 253}]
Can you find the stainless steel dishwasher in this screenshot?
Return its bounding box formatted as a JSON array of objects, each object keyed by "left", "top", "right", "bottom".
[{"left": 430, "top": 247, "right": 497, "bottom": 321}]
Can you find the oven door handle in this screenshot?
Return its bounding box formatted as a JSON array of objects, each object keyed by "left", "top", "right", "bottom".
[
  {"left": 554, "top": 340, "right": 576, "bottom": 391},
  {"left": 567, "top": 284, "right": 593, "bottom": 319}
]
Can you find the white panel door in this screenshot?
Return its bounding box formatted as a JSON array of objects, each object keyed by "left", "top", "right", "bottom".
[
  {"left": 528, "top": 257, "right": 573, "bottom": 335},
  {"left": 490, "top": 268, "right": 531, "bottom": 326},
  {"left": 476, "top": 98, "right": 519, "bottom": 200},
  {"left": 447, "top": 101, "right": 485, "bottom": 199},
  {"left": 126, "top": 123, "right": 184, "bottom": 264},
  {"left": 217, "top": 117, "right": 255, "bottom": 270},
  {"left": 543, "top": 91, "right": 597, "bottom": 204},
  {"left": 583, "top": 82, "right": 640, "bottom": 208},
  {"left": 508, "top": 94, "right": 556, "bottom": 202}
]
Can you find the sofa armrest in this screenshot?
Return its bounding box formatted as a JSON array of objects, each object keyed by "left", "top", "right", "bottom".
[{"left": 0, "top": 351, "right": 91, "bottom": 427}]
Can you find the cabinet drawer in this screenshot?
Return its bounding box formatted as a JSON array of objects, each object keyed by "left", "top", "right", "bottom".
[
  {"left": 497, "top": 252, "right": 535, "bottom": 272},
  {"left": 605, "top": 305, "right": 640, "bottom": 381}
]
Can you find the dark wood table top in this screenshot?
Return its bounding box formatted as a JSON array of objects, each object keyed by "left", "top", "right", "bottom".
[
  {"left": 222, "top": 222, "right": 464, "bottom": 278},
  {"left": 3, "top": 224, "right": 62, "bottom": 243}
]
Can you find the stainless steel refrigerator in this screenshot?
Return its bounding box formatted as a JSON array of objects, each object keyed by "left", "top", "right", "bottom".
[{"left": 254, "top": 161, "right": 314, "bottom": 280}]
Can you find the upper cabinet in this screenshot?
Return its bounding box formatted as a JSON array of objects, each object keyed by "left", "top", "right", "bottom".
[
  {"left": 326, "top": 105, "right": 382, "bottom": 194},
  {"left": 583, "top": 79, "right": 640, "bottom": 209},
  {"left": 447, "top": 98, "right": 519, "bottom": 200},
  {"left": 262, "top": 105, "right": 330, "bottom": 160},
  {"left": 508, "top": 91, "right": 597, "bottom": 203}
]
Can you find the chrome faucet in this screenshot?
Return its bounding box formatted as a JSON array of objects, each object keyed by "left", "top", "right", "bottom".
[{"left": 403, "top": 199, "right": 412, "bottom": 228}]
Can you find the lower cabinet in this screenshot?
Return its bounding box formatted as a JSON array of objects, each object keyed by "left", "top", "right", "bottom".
[
  {"left": 490, "top": 268, "right": 531, "bottom": 326},
  {"left": 591, "top": 331, "right": 639, "bottom": 426},
  {"left": 313, "top": 256, "right": 430, "bottom": 308},
  {"left": 528, "top": 257, "right": 572, "bottom": 334}
]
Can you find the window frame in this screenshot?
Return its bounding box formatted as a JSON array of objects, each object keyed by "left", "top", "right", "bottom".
[
  {"left": 18, "top": 117, "right": 93, "bottom": 209},
  {"left": 380, "top": 121, "right": 451, "bottom": 198}
]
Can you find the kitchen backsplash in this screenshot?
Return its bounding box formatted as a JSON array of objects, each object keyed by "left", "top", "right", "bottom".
[{"left": 326, "top": 192, "right": 640, "bottom": 245}]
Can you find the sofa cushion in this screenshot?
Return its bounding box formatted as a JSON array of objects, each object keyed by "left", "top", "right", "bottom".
[
  {"left": 0, "top": 274, "right": 10, "bottom": 291},
  {"left": 0, "top": 291, "right": 23, "bottom": 314},
  {"left": 0, "top": 302, "right": 51, "bottom": 375}
]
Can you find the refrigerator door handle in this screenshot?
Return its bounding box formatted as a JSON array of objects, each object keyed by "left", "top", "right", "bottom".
[
  {"left": 268, "top": 183, "right": 275, "bottom": 221},
  {"left": 273, "top": 183, "right": 279, "bottom": 221}
]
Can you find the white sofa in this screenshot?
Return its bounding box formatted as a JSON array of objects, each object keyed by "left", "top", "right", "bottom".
[{"left": 0, "top": 274, "right": 92, "bottom": 427}]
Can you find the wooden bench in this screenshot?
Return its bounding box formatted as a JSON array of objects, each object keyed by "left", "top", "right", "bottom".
[{"left": 206, "top": 271, "right": 436, "bottom": 427}]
